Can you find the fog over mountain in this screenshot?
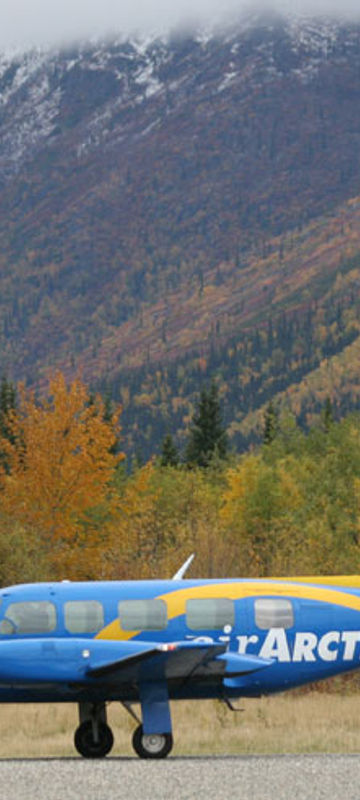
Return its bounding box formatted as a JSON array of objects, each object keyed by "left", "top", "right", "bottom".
[{"left": 2, "top": 0, "right": 360, "bottom": 50}]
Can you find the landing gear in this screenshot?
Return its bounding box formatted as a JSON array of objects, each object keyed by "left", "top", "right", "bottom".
[
  {"left": 132, "top": 724, "right": 173, "bottom": 759},
  {"left": 74, "top": 720, "right": 114, "bottom": 758},
  {"left": 75, "top": 702, "right": 114, "bottom": 759},
  {"left": 75, "top": 687, "right": 174, "bottom": 759}
]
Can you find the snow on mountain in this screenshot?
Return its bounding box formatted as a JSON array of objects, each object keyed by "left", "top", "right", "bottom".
[{"left": 0, "top": 12, "right": 356, "bottom": 180}]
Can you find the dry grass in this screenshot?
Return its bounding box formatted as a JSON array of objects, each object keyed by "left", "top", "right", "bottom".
[{"left": 0, "top": 693, "right": 360, "bottom": 758}]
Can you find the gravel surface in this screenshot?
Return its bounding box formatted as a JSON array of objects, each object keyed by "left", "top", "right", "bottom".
[{"left": 1, "top": 755, "right": 360, "bottom": 800}]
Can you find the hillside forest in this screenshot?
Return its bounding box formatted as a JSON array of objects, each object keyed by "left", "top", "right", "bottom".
[
  {"left": 1, "top": 371, "right": 360, "bottom": 587},
  {"left": 4, "top": 23, "right": 360, "bottom": 463}
]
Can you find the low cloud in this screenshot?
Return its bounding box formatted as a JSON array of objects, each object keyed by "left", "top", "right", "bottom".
[{"left": 1, "top": 0, "right": 360, "bottom": 51}]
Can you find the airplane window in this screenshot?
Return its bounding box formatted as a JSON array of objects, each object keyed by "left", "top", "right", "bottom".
[
  {"left": 255, "top": 598, "right": 294, "bottom": 630},
  {"left": 0, "top": 601, "right": 56, "bottom": 634},
  {"left": 118, "top": 599, "right": 167, "bottom": 631},
  {"left": 186, "top": 598, "right": 235, "bottom": 631},
  {"left": 64, "top": 601, "right": 104, "bottom": 634}
]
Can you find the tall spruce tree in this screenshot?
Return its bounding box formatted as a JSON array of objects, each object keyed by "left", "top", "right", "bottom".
[
  {"left": 0, "top": 377, "right": 17, "bottom": 472},
  {"left": 263, "top": 401, "right": 278, "bottom": 445},
  {"left": 185, "top": 383, "right": 227, "bottom": 468},
  {"left": 322, "top": 397, "right": 334, "bottom": 433},
  {"left": 160, "top": 434, "right": 179, "bottom": 467}
]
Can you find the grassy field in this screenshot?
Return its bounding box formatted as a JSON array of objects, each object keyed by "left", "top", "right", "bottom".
[{"left": 1, "top": 693, "right": 360, "bottom": 757}]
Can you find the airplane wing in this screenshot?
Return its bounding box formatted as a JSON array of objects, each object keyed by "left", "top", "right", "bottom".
[{"left": 86, "top": 642, "right": 273, "bottom": 685}]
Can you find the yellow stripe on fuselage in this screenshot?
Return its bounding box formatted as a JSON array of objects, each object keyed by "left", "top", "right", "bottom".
[
  {"left": 278, "top": 575, "right": 360, "bottom": 589},
  {"left": 95, "top": 578, "right": 360, "bottom": 642}
]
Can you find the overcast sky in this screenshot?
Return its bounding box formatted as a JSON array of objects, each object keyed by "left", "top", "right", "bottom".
[{"left": 1, "top": 0, "right": 360, "bottom": 51}]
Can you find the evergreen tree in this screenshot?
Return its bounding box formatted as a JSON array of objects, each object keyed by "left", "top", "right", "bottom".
[
  {"left": 263, "top": 401, "right": 278, "bottom": 445},
  {"left": 322, "top": 397, "right": 334, "bottom": 433},
  {"left": 103, "top": 392, "right": 113, "bottom": 424},
  {"left": 160, "top": 434, "right": 179, "bottom": 467},
  {"left": 0, "top": 377, "right": 16, "bottom": 470},
  {"left": 0, "top": 378, "right": 16, "bottom": 437},
  {"left": 185, "top": 383, "right": 227, "bottom": 468},
  {"left": 103, "top": 392, "right": 120, "bottom": 454}
]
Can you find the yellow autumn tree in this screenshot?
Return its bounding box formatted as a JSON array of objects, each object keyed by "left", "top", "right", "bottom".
[
  {"left": 221, "top": 453, "right": 299, "bottom": 576},
  {"left": 103, "top": 462, "right": 234, "bottom": 581},
  {"left": 114, "top": 463, "right": 234, "bottom": 580},
  {"left": 0, "top": 372, "right": 124, "bottom": 578},
  {"left": 106, "top": 461, "right": 161, "bottom": 580}
]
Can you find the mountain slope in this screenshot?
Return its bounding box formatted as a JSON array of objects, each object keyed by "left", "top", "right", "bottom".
[{"left": 1, "top": 12, "right": 360, "bottom": 454}]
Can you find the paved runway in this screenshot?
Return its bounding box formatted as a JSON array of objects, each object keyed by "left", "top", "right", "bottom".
[{"left": 1, "top": 755, "right": 360, "bottom": 800}]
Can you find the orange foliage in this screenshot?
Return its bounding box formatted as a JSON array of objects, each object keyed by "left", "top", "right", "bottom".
[{"left": 0, "top": 372, "right": 124, "bottom": 576}]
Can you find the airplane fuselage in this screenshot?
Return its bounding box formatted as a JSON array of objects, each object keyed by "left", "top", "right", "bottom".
[
  {"left": 0, "top": 576, "right": 359, "bottom": 757},
  {"left": 0, "top": 577, "right": 360, "bottom": 699}
]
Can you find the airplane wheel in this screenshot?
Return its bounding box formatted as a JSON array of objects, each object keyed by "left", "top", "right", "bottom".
[
  {"left": 74, "top": 720, "right": 114, "bottom": 758},
  {"left": 132, "top": 725, "right": 173, "bottom": 759}
]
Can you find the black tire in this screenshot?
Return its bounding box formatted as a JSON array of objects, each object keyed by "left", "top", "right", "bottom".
[
  {"left": 74, "top": 720, "right": 114, "bottom": 758},
  {"left": 132, "top": 724, "right": 173, "bottom": 759}
]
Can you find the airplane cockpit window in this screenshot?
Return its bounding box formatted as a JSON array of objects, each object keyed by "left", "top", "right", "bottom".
[
  {"left": 186, "top": 598, "right": 235, "bottom": 630},
  {"left": 0, "top": 601, "right": 56, "bottom": 635},
  {"left": 64, "top": 601, "right": 104, "bottom": 634},
  {"left": 255, "top": 597, "right": 294, "bottom": 630},
  {"left": 118, "top": 599, "right": 167, "bottom": 631}
]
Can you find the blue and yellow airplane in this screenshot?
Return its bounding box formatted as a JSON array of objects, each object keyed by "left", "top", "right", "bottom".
[{"left": 0, "top": 555, "right": 360, "bottom": 758}]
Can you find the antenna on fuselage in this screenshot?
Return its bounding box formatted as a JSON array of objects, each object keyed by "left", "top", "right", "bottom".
[{"left": 172, "top": 553, "right": 195, "bottom": 580}]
